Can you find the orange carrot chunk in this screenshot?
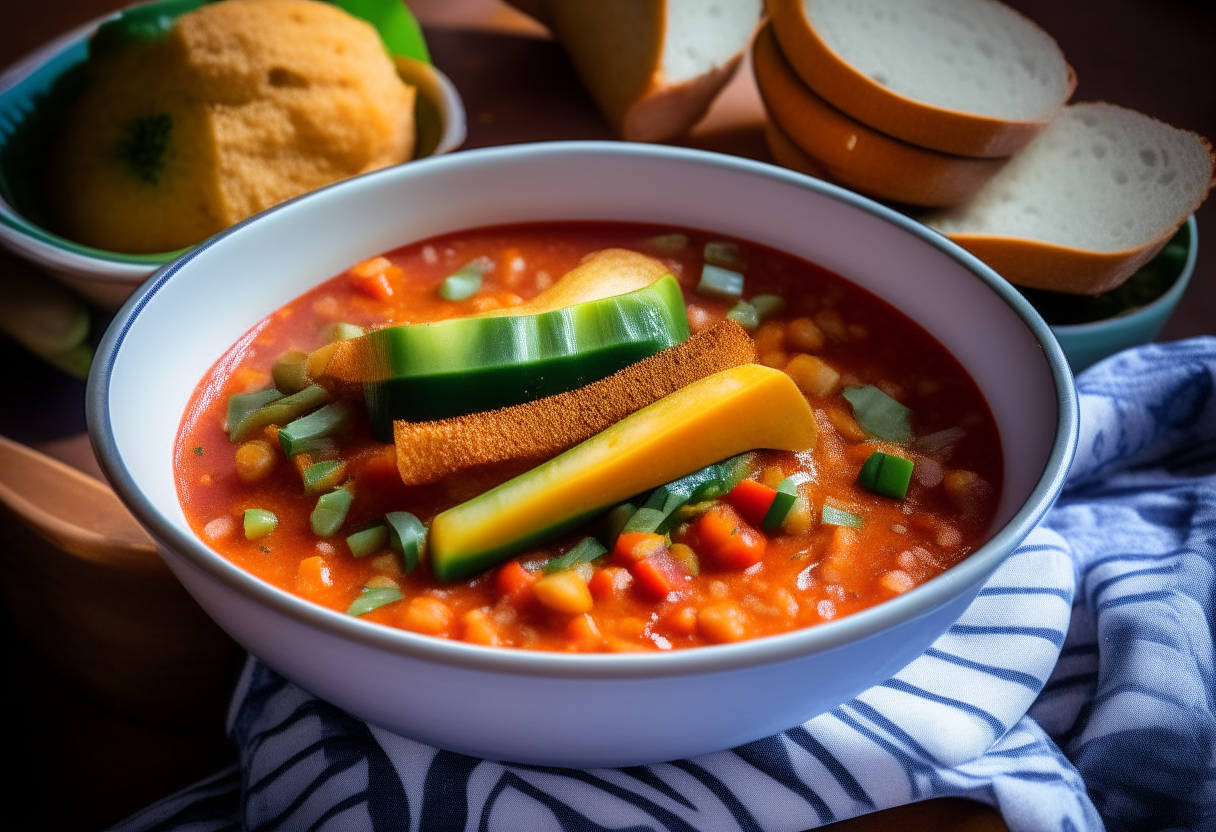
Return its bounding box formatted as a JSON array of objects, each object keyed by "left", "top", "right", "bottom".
[
  {"left": 693, "top": 504, "right": 767, "bottom": 570},
  {"left": 612, "top": 532, "right": 668, "bottom": 565},
  {"left": 632, "top": 553, "right": 689, "bottom": 599}
]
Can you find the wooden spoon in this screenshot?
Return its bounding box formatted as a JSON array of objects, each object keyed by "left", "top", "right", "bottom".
[{"left": 0, "top": 434, "right": 239, "bottom": 728}]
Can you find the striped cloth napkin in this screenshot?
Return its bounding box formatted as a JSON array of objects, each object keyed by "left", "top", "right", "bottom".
[{"left": 108, "top": 337, "right": 1216, "bottom": 832}]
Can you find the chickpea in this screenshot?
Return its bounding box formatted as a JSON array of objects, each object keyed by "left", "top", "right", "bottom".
[{"left": 235, "top": 439, "right": 277, "bottom": 483}]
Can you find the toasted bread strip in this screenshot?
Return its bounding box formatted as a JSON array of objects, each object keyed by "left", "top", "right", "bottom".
[{"left": 394, "top": 319, "right": 757, "bottom": 486}]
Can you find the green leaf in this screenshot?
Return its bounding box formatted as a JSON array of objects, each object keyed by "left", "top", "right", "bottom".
[
  {"left": 347, "top": 585, "right": 404, "bottom": 616},
  {"left": 842, "top": 385, "right": 913, "bottom": 444}
]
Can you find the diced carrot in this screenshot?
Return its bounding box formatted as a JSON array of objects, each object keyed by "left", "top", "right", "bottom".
[
  {"left": 612, "top": 532, "right": 667, "bottom": 564},
  {"left": 495, "top": 560, "right": 538, "bottom": 606},
  {"left": 589, "top": 565, "right": 632, "bottom": 599},
  {"left": 632, "top": 553, "right": 689, "bottom": 599},
  {"left": 692, "top": 504, "right": 767, "bottom": 570},
  {"left": 727, "top": 479, "right": 778, "bottom": 527},
  {"left": 295, "top": 555, "right": 333, "bottom": 598},
  {"left": 348, "top": 257, "right": 401, "bottom": 299}
]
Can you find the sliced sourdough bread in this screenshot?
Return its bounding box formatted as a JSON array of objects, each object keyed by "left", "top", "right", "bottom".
[
  {"left": 754, "top": 24, "right": 1006, "bottom": 207},
  {"left": 767, "top": 0, "right": 1074, "bottom": 158},
  {"left": 923, "top": 103, "right": 1214, "bottom": 295},
  {"left": 506, "top": 0, "right": 762, "bottom": 142}
]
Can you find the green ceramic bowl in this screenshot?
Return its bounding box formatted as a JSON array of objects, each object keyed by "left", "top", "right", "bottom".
[
  {"left": 0, "top": 0, "right": 465, "bottom": 309},
  {"left": 1016, "top": 216, "right": 1198, "bottom": 373}
]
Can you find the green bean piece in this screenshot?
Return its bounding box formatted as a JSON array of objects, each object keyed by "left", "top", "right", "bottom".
[
  {"left": 857, "top": 451, "right": 915, "bottom": 499},
  {"left": 697, "top": 264, "right": 744, "bottom": 299},
  {"left": 311, "top": 488, "right": 353, "bottom": 537},
  {"left": 439, "top": 258, "right": 493, "bottom": 301},
  {"left": 226, "top": 388, "right": 285, "bottom": 440},
  {"left": 347, "top": 585, "right": 403, "bottom": 617},
  {"left": 543, "top": 536, "right": 609, "bottom": 574},
  {"left": 749, "top": 294, "right": 787, "bottom": 321},
  {"left": 703, "top": 240, "right": 745, "bottom": 270},
  {"left": 725, "top": 300, "right": 759, "bottom": 331},
  {"left": 279, "top": 402, "right": 352, "bottom": 457},
  {"left": 385, "top": 511, "right": 426, "bottom": 573},
  {"left": 243, "top": 508, "right": 278, "bottom": 540},
  {"left": 302, "top": 459, "right": 348, "bottom": 495},
  {"left": 271, "top": 350, "right": 311, "bottom": 394},
  {"left": 230, "top": 384, "right": 331, "bottom": 443},
  {"left": 347, "top": 524, "right": 389, "bottom": 558}
]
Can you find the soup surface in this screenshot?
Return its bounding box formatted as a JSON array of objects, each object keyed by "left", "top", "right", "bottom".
[{"left": 175, "top": 222, "right": 1002, "bottom": 651}]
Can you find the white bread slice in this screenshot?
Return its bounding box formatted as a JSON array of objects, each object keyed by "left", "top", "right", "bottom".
[
  {"left": 506, "top": 0, "right": 762, "bottom": 142},
  {"left": 923, "top": 103, "right": 1214, "bottom": 295},
  {"left": 753, "top": 23, "right": 1005, "bottom": 207},
  {"left": 767, "top": 0, "right": 1074, "bottom": 158}
]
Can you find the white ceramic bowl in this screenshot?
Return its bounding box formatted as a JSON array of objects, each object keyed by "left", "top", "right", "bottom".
[
  {"left": 0, "top": 11, "right": 466, "bottom": 310},
  {"left": 88, "top": 142, "right": 1077, "bottom": 767}
]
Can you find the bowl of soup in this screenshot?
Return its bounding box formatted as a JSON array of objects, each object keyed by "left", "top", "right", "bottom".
[{"left": 88, "top": 142, "right": 1077, "bottom": 767}]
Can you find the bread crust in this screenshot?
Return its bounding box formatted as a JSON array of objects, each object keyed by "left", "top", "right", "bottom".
[
  {"left": 754, "top": 25, "right": 1005, "bottom": 207},
  {"left": 766, "top": 0, "right": 1074, "bottom": 158}
]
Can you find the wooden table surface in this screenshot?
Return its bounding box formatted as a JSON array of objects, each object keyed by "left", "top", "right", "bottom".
[{"left": 0, "top": 1, "right": 1213, "bottom": 829}]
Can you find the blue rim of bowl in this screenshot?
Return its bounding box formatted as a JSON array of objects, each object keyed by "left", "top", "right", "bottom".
[
  {"left": 87, "top": 141, "right": 1080, "bottom": 680},
  {"left": 1052, "top": 214, "right": 1199, "bottom": 336},
  {"left": 0, "top": 0, "right": 457, "bottom": 271}
]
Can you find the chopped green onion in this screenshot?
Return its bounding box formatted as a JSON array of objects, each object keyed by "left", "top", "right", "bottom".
[
  {"left": 749, "top": 294, "right": 787, "bottom": 321},
  {"left": 347, "top": 585, "right": 403, "bottom": 617},
  {"left": 697, "top": 264, "right": 745, "bottom": 299},
  {"left": 621, "top": 507, "right": 667, "bottom": 534},
  {"left": 243, "top": 508, "right": 278, "bottom": 540},
  {"left": 599, "top": 502, "right": 638, "bottom": 545},
  {"left": 385, "top": 511, "right": 426, "bottom": 573},
  {"left": 704, "top": 240, "right": 745, "bottom": 270},
  {"left": 439, "top": 258, "right": 493, "bottom": 301},
  {"left": 842, "top": 385, "right": 913, "bottom": 444},
  {"left": 726, "top": 300, "right": 759, "bottom": 331},
  {"left": 822, "top": 504, "right": 864, "bottom": 528},
  {"left": 229, "top": 384, "right": 331, "bottom": 443},
  {"left": 543, "top": 536, "right": 608, "bottom": 574},
  {"left": 761, "top": 476, "right": 801, "bottom": 531},
  {"left": 302, "top": 459, "right": 347, "bottom": 495},
  {"left": 321, "top": 322, "right": 365, "bottom": 343},
  {"left": 858, "top": 451, "right": 914, "bottom": 499},
  {"left": 645, "top": 232, "right": 688, "bottom": 254},
  {"left": 279, "top": 402, "right": 352, "bottom": 457},
  {"left": 271, "top": 350, "right": 311, "bottom": 394},
  {"left": 226, "top": 388, "right": 284, "bottom": 439},
  {"left": 346, "top": 524, "right": 389, "bottom": 558},
  {"left": 310, "top": 488, "right": 353, "bottom": 537}
]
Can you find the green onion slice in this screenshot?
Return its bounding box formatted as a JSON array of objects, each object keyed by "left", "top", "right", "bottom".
[
  {"left": 822, "top": 504, "right": 864, "bottom": 528},
  {"left": 842, "top": 385, "right": 913, "bottom": 444},
  {"left": 279, "top": 402, "right": 352, "bottom": 457},
  {"left": 311, "top": 488, "right": 353, "bottom": 537},
  {"left": 857, "top": 451, "right": 915, "bottom": 499},
  {"left": 347, "top": 524, "right": 389, "bottom": 558},
  {"left": 543, "top": 536, "right": 608, "bottom": 574},
  {"left": 243, "top": 508, "right": 278, "bottom": 540},
  {"left": 385, "top": 511, "right": 426, "bottom": 573},
  {"left": 697, "top": 264, "right": 744, "bottom": 299},
  {"left": 749, "top": 294, "right": 787, "bottom": 321},
  {"left": 703, "top": 240, "right": 745, "bottom": 270},
  {"left": 725, "top": 300, "right": 759, "bottom": 331},
  {"left": 347, "top": 585, "right": 403, "bottom": 617},
  {"left": 760, "top": 476, "right": 802, "bottom": 531}
]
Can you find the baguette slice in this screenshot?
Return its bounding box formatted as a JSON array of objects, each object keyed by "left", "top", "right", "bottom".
[
  {"left": 507, "top": 0, "right": 762, "bottom": 142},
  {"left": 923, "top": 103, "right": 1214, "bottom": 295},
  {"left": 767, "top": 0, "right": 1074, "bottom": 158},
  {"left": 754, "top": 23, "right": 1005, "bottom": 207}
]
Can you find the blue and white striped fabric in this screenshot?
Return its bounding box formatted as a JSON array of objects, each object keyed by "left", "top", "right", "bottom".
[{"left": 109, "top": 337, "right": 1216, "bottom": 832}]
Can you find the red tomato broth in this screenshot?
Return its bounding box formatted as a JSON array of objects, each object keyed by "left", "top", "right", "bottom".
[{"left": 175, "top": 222, "right": 1003, "bottom": 652}]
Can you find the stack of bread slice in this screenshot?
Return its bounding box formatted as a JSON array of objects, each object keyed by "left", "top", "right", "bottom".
[
  {"left": 760, "top": 0, "right": 1213, "bottom": 295},
  {"left": 759, "top": 0, "right": 1073, "bottom": 207}
]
